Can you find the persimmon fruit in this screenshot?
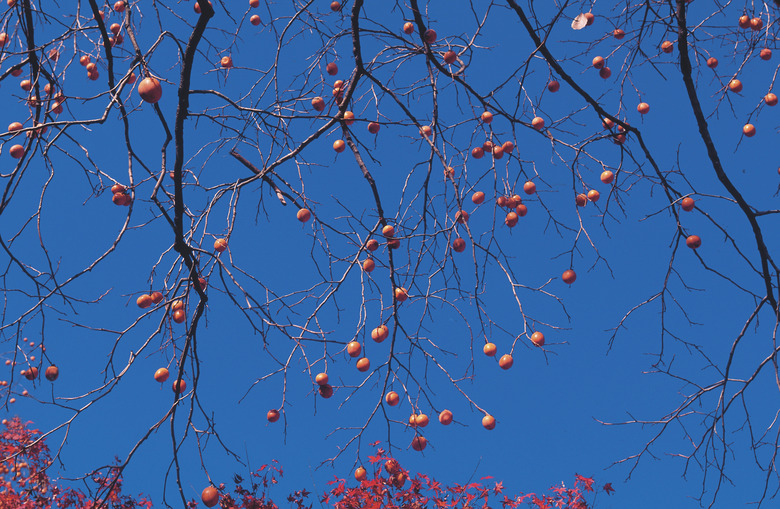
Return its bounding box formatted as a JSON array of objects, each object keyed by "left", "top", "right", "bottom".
[
  {"left": 385, "top": 391, "right": 399, "bottom": 406},
  {"left": 311, "top": 96, "right": 325, "bottom": 111},
  {"left": 356, "top": 357, "right": 370, "bottom": 372},
  {"left": 547, "top": 80, "right": 560, "bottom": 92},
  {"left": 531, "top": 331, "right": 545, "bottom": 346},
  {"left": 481, "top": 111, "right": 493, "bottom": 124},
  {"left": 439, "top": 409, "right": 453, "bottom": 425},
  {"left": 523, "top": 181, "right": 536, "bottom": 195},
  {"left": 355, "top": 467, "right": 367, "bottom": 481},
  {"left": 471, "top": 147, "right": 484, "bottom": 159},
  {"left": 765, "top": 93, "right": 777, "bottom": 106},
  {"left": 728, "top": 79, "right": 742, "bottom": 93},
  {"left": 411, "top": 436, "right": 427, "bottom": 451},
  {"left": 297, "top": 208, "right": 311, "bottom": 222},
  {"left": 531, "top": 117, "right": 545, "bottom": 130},
  {"left": 172, "top": 379, "right": 186, "bottom": 393},
  {"left": 482, "top": 415, "right": 496, "bottom": 430},
  {"left": 319, "top": 384, "right": 333, "bottom": 398},
  {"left": 472, "top": 191, "right": 485, "bottom": 204},
  {"left": 267, "top": 409, "right": 280, "bottom": 422},
  {"left": 214, "top": 238, "right": 227, "bottom": 252},
  {"left": 371, "top": 325, "right": 389, "bottom": 342},
  {"left": 562, "top": 269, "right": 576, "bottom": 284},
  {"left": 637, "top": 102, "right": 649, "bottom": 114},
  {"left": 45, "top": 366, "right": 59, "bottom": 381},
  {"left": 661, "top": 41, "right": 674, "bottom": 53},
  {"left": 362, "top": 258, "right": 375, "bottom": 272},
  {"left": 315, "top": 373, "right": 329, "bottom": 386},
  {"left": 394, "top": 287, "right": 408, "bottom": 302},
  {"left": 366, "top": 239, "right": 379, "bottom": 251},
  {"left": 347, "top": 341, "right": 361, "bottom": 357},
  {"left": 707, "top": 57, "right": 718, "bottom": 68},
  {"left": 743, "top": 124, "right": 756, "bottom": 137},
  {"left": 154, "top": 368, "right": 169, "bottom": 382},
  {"left": 403, "top": 22, "right": 414, "bottom": 35},
  {"left": 452, "top": 238, "right": 466, "bottom": 253},
  {"left": 686, "top": 235, "right": 701, "bottom": 249},
  {"left": 368, "top": 122, "right": 380, "bottom": 133},
  {"left": 601, "top": 170, "right": 614, "bottom": 184},
  {"left": 483, "top": 342, "right": 497, "bottom": 356},
  {"left": 443, "top": 50, "right": 457, "bottom": 64},
  {"left": 202, "top": 487, "right": 219, "bottom": 508},
  {"left": 138, "top": 77, "right": 162, "bottom": 103},
  {"left": 592, "top": 56, "right": 604, "bottom": 69},
  {"left": 681, "top": 197, "right": 695, "bottom": 211},
  {"left": 326, "top": 62, "right": 338, "bottom": 75},
  {"left": 499, "top": 354, "right": 513, "bottom": 370},
  {"left": 137, "top": 294, "right": 153, "bottom": 308},
  {"left": 333, "top": 139, "right": 346, "bottom": 152},
  {"left": 587, "top": 189, "right": 600, "bottom": 202}
]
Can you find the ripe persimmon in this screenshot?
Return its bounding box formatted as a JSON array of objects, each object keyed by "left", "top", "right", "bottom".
[
  {"left": 154, "top": 368, "right": 169, "bottom": 382},
  {"left": 706, "top": 57, "right": 718, "bottom": 68},
  {"left": 443, "top": 50, "right": 457, "bottom": 64},
  {"left": 220, "top": 56, "right": 233, "bottom": 68},
  {"left": 765, "top": 93, "right": 777, "bottom": 106},
  {"left": 362, "top": 258, "right": 375, "bottom": 272},
  {"left": 326, "top": 62, "right": 338, "bottom": 76},
  {"left": 728, "top": 79, "right": 742, "bottom": 93},
  {"left": 250, "top": 0, "right": 260, "bottom": 7},
  {"left": 315, "top": 372, "right": 329, "bottom": 386},
  {"left": 439, "top": 409, "right": 453, "bottom": 425},
  {"left": 137, "top": 294, "right": 153, "bottom": 308},
  {"left": 368, "top": 122, "right": 380, "bottom": 133},
  {"left": 482, "top": 414, "right": 496, "bottom": 430},
  {"left": 686, "top": 235, "right": 701, "bottom": 249},
  {"left": 750, "top": 17, "right": 763, "bottom": 30},
  {"left": 481, "top": 111, "right": 493, "bottom": 124},
  {"left": 202, "top": 487, "right": 219, "bottom": 508},
  {"left": 600, "top": 170, "right": 614, "bottom": 184},
  {"left": 356, "top": 357, "right": 370, "bottom": 372},
  {"left": 347, "top": 341, "right": 361, "bottom": 357},
  {"left": 760, "top": 49, "right": 772, "bottom": 61},
  {"left": 385, "top": 391, "right": 399, "bottom": 406},
  {"left": 576, "top": 193, "right": 587, "bottom": 207},
  {"left": 319, "top": 384, "right": 333, "bottom": 398},
  {"left": 24, "top": 367, "right": 38, "bottom": 380},
  {"left": 472, "top": 191, "right": 485, "bottom": 204},
  {"left": 592, "top": 56, "right": 604, "bottom": 69},
  {"left": 738, "top": 15, "right": 750, "bottom": 28},
  {"left": 471, "top": 147, "right": 484, "bottom": 159},
  {"left": 505, "top": 212, "right": 518, "bottom": 227},
  {"left": 415, "top": 414, "right": 429, "bottom": 427},
  {"left": 599, "top": 67, "right": 612, "bottom": 79},
  {"left": 355, "top": 467, "right": 367, "bottom": 481},
  {"left": 267, "top": 409, "right": 280, "bottom": 422},
  {"left": 403, "top": 22, "right": 414, "bottom": 35},
  {"left": 523, "top": 181, "right": 536, "bottom": 195},
  {"left": 333, "top": 139, "right": 346, "bottom": 152},
  {"left": 297, "top": 208, "right": 311, "bottom": 222},
  {"left": 342, "top": 111, "right": 355, "bottom": 125},
  {"left": 411, "top": 436, "right": 427, "bottom": 451},
  {"left": 366, "top": 239, "right": 379, "bottom": 251},
  {"left": 420, "top": 125, "right": 432, "bottom": 137},
  {"left": 483, "top": 342, "right": 497, "bottom": 356},
  {"left": 455, "top": 210, "right": 469, "bottom": 224},
  {"left": 531, "top": 331, "right": 545, "bottom": 346},
  {"left": 637, "top": 102, "right": 649, "bottom": 114},
  {"left": 499, "top": 354, "right": 513, "bottom": 370},
  {"left": 172, "top": 379, "right": 186, "bottom": 393},
  {"left": 371, "top": 325, "right": 389, "bottom": 342},
  {"left": 45, "top": 366, "right": 59, "bottom": 381},
  {"left": 531, "top": 117, "right": 545, "bottom": 130},
  {"left": 502, "top": 141, "right": 515, "bottom": 153},
  {"left": 743, "top": 124, "right": 756, "bottom": 137},
  {"left": 452, "top": 238, "right": 466, "bottom": 253},
  {"left": 584, "top": 12, "right": 594, "bottom": 25},
  {"left": 330, "top": 1, "right": 341, "bottom": 12},
  {"left": 681, "top": 197, "right": 695, "bottom": 211},
  {"left": 562, "top": 269, "right": 576, "bottom": 284},
  {"left": 311, "top": 96, "right": 325, "bottom": 111},
  {"left": 587, "top": 189, "right": 600, "bottom": 202},
  {"left": 515, "top": 204, "right": 528, "bottom": 217},
  {"left": 138, "top": 77, "right": 162, "bottom": 103},
  {"left": 547, "top": 80, "right": 560, "bottom": 92},
  {"left": 214, "top": 238, "right": 227, "bottom": 252},
  {"left": 250, "top": 14, "right": 261, "bottom": 25},
  {"left": 9, "top": 145, "right": 24, "bottom": 159},
  {"left": 173, "top": 309, "right": 186, "bottom": 323},
  {"left": 394, "top": 287, "right": 408, "bottom": 302},
  {"left": 613, "top": 28, "right": 625, "bottom": 39},
  {"left": 661, "top": 41, "right": 674, "bottom": 53},
  {"left": 382, "top": 225, "right": 395, "bottom": 237},
  {"left": 423, "top": 29, "right": 437, "bottom": 43}
]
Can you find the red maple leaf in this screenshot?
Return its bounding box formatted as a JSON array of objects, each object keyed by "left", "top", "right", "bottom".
[
  {"left": 603, "top": 483, "right": 615, "bottom": 495},
  {"left": 574, "top": 474, "right": 594, "bottom": 492},
  {"left": 494, "top": 481, "right": 504, "bottom": 495}
]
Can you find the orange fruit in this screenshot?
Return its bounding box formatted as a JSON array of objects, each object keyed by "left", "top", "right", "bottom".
[
  {"left": 681, "top": 197, "right": 695, "bottom": 211},
  {"left": 202, "top": 486, "right": 220, "bottom": 508},
  {"left": 686, "top": 235, "right": 701, "bottom": 249},
  {"left": 482, "top": 414, "right": 496, "bottom": 430},
  {"left": 483, "top": 343, "right": 497, "bottom": 356},
  {"left": 438, "top": 409, "right": 453, "bottom": 425},
  {"left": 347, "top": 341, "right": 361, "bottom": 357},
  {"left": 531, "top": 331, "right": 545, "bottom": 346},
  {"left": 154, "top": 368, "right": 169, "bottom": 382},
  {"left": 498, "top": 354, "right": 513, "bottom": 370},
  {"left": 562, "top": 269, "right": 576, "bottom": 284},
  {"left": 297, "top": 208, "right": 311, "bottom": 222},
  {"left": 315, "top": 372, "right": 329, "bottom": 386},
  {"left": 371, "top": 325, "right": 389, "bottom": 342},
  {"left": 385, "top": 391, "right": 399, "bottom": 406},
  {"left": 267, "top": 409, "right": 280, "bottom": 422},
  {"left": 411, "top": 436, "right": 427, "bottom": 451},
  {"left": 356, "top": 357, "right": 370, "bottom": 372}
]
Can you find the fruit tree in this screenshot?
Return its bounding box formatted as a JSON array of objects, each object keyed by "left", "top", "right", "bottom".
[{"left": 1, "top": 0, "right": 779, "bottom": 507}]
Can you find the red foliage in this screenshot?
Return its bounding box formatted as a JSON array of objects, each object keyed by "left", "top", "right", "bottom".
[
  {"left": 1, "top": 421, "right": 612, "bottom": 509},
  {"left": 0, "top": 417, "right": 152, "bottom": 509}
]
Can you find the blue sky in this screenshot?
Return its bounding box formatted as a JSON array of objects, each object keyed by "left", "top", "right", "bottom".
[{"left": 2, "top": 1, "right": 779, "bottom": 508}]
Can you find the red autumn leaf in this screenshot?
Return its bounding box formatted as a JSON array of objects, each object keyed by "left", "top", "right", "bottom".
[{"left": 603, "top": 482, "right": 615, "bottom": 494}]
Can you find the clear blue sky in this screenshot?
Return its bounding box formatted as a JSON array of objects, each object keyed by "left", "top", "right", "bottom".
[{"left": 2, "top": 1, "right": 778, "bottom": 508}]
